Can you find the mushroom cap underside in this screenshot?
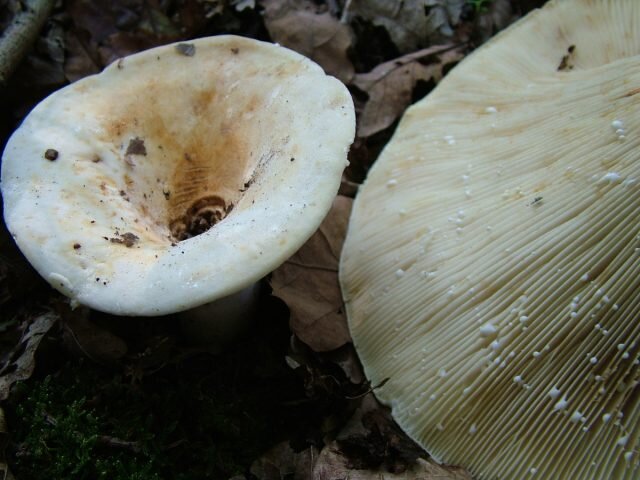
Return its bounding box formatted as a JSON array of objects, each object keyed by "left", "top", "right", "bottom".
[
  {"left": 1, "top": 35, "right": 355, "bottom": 316},
  {"left": 340, "top": 0, "right": 640, "bottom": 478}
]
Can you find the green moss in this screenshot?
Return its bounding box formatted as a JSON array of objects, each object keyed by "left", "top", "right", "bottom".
[
  {"left": 6, "top": 324, "right": 308, "bottom": 479},
  {"left": 467, "top": 0, "right": 492, "bottom": 12}
]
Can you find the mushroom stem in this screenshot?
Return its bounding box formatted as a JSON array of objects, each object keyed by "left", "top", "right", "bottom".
[
  {"left": 0, "top": 0, "right": 56, "bottom": 86},
  {"left": 178, "top": 282, "right": 261, "bottom": 350}
]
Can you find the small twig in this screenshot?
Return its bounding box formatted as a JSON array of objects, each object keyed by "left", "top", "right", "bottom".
[
  {"left": 340, "top": 0, "right": 353, "bottom": 23},
  {"left": 96, "top": 435, "right": 141, "bottom": 453},
  {"left": 344, "top": 377, "right": 390, "bottom": 400},
  {"left": 0, "top": 0, "right": 56, "bottom": 86},
  {"left": 162, "top": 438, "right": 187, "bottom": 451}
]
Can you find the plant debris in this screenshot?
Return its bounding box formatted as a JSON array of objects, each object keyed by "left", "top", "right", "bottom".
[
  {"left": 353, "top": 43, "right": 465, "bottom": 138},
  {"left": 0, "top": 311, "right": 58, "bottom": 401},
  {"left": 342, "top": 0, "right": 463, "bottom": 52},
  {"left": 61, "top": 308, "right": 127, "bottom": 366},
  {"left": 271, "top": 196, "right": 352, "bottom": 352},
  {"left": 175, "top": 42, "right": 196, "bottom": 56},
  {"left": 262, "top": 0, "right": 355, "bottom": 83}
]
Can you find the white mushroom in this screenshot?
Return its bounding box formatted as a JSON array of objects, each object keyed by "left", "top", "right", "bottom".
[
  {"left": 340, "top": 0, "right": 640, "bottom": 478},
  {"left": 1, "top": 36, "right": 355, "bottom": 336}
]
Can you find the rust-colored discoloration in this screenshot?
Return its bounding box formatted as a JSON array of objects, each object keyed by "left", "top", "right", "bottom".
[
  {"left": 244, "top": 94, "right": 261, "bottom": 114},
  {"left": 90, "top": 48, "right": 293, "bottom": 243},
  {"left": 191, "top": 88, "right": 217, "bottom": 116},
  {"left": 618, "top": 87, "right": 640, "bottom": 99}
]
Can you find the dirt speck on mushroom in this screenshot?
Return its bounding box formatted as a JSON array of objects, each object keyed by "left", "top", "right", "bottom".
[
  {"left": 557, "top": 44, "right": 576, "bottom": 71},
  {"left": 44, "top": 149, "right": 58, "bottom": 161},
  {"left": 109, "top": 232, "right": 139, "bottom": 248},
  {"left": 176, "top": 43, "right": 195, "bottom": 56},
  {"left": 125, "top": 137, "right": 147, "bottom": 156}
]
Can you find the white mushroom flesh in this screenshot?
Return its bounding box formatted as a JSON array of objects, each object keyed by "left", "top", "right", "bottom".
[{"left": 2, "top": 36, "right": 355, "bottom": 315}]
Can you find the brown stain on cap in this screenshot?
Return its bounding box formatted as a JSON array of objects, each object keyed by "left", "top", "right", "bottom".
[{"left": 93, "top": 71, "right": 266, "bottom": 242}]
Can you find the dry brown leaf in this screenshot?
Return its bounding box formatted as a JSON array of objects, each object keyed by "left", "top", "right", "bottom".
[
  {"left": 63, "top": 30, "right": 100, "bottom": 82},
  {"left": 270, "top": 195, "right": 352, "bottom": 352},
  {"left": 0, "top": 311, "right": 58, "bottom": 400},
  {"left": 313, "top": 394, "right": 473, "bottom": 480},
  {"left": 354, "top": 44, "right": 464, "bottom": 139},
  {"left": 262, "top": 0, "right": 355, "bottom": 83},
  {"left": 314, "top": 445, "right": 472, "bottom": 480},
  {"left": 62, "top": 309, "right": 128, "bottom": 366},
  {"left": 250, "top": 441, "right": 320, "bottom": 480},
  {"left": 98, "top": 31, "right": 173, "bottom": 66},
  {"left": 344, "top": 0, "right": 465, "bottom": 52}
]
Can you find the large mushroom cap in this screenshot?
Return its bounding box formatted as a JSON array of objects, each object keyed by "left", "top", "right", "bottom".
[
  {"left": 340, "top": 0, "right": 640, "bottom": 478},
  {"left": 2, "top": 35, "right": 354, "bottom": 316}
]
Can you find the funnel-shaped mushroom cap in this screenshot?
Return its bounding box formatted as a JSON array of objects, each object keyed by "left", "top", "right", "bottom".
[
  {"left": 340, "top": 0, "right": 640, "bottom": 478},
  {"left": 2, "top": 35, "right": 355, "bottom": 316}
]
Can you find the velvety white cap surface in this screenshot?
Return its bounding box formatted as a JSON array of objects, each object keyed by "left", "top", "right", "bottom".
[
  {"left": 2, "top": 35, "right": 355, "bottom": 316},
  {"left": 340, "top": 0, "right": 640, "bottom": 478}
]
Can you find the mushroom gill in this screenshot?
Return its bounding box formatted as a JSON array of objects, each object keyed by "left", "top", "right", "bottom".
[{"left": 340, "top": 0, "right": 640, "bottom": 479}]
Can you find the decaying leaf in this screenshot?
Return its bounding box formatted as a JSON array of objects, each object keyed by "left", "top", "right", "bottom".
[
  {"left": 271, "top": 196, "right": 352, "bottom": 352},
  {"left": 63, "top": 29, "right": 101, "bottom": 82},
  {"left": 323, "top": 344, "right": 364, "bottom": 386},
  {"left": 314, "top": 446, "right": 472, "bottom": 480},
  {"left": 473, "top": 0, "right": 515, "bottom": 43},
  {"left": 354, "top": 44, "right": 464, "bottom": 138},
  {"left": 66, "top": 0, "right": 182, "bottom": 70},
  {"left": 261, "top": 0, "right": 355, "bottom": 83},
  {"left": 344, "top": 0, "right": 466, "bottom": 52},
  {"left": 314, "top": 395, "right": 472, "bottom": 480},
  {"left": 62, "top": 308, "right": 127, "bottom": 365},
  {"left": 334, "top": 395, "right": 424, "bottom": 473},
  {"left": 0, "top": 311, "right": 58, "bottom": 400},
  {"left": 250, "top": 441, "right": 319, "bottom": 480}
]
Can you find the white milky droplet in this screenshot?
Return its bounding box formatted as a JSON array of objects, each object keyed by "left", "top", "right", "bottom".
[
  {"left": 570, "top": 411, "right": 584, "bottom": 423},
  {"left": 479, "top": 324, "right": 497, "bottom": 337},
  {"left": 548, "top": 387, "right": 561, "bottom": 399}
]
